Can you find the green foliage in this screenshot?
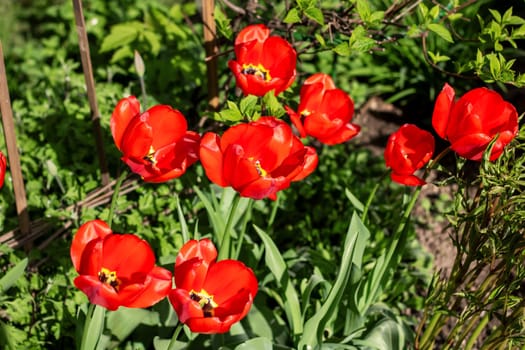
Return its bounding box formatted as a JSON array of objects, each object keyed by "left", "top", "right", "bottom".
[{"left": 1, "top": 0, "right": 523, "bottom": 349}]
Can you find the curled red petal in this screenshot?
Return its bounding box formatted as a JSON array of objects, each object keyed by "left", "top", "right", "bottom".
[
  {"left": 235, "top": 24, "right": 270, "bottom": 46},
  {"left": 432, "top": 83, "right": 455, "bottom": 139},
  {"left": 146, "top": 105, "right": 188, "bottom": 150},
  {"left": 390, "top": 172, "right": 426, "bottom": 186},
  {"left": 200, "top": 132, "right": 227, "bottom": 187},
  {"left": 450, "top": 133, "right": 492, "bottom": 161},
  {"left": 168, "top": 288, "right": 205, "bottom": 324},
  {"left": 101, "top": 234, "right": 156, "bottom": 281},
  {"left": 203, "top": 260, "right": 258, "bottom": 305},
  {"left": 0, "top": 152, "right": 6, "bottom": 189},
  {"left": 74, "top": 275, "right": 122, "bottom": 311},
  {"left": 71, "top": 220, "right": 112, "bottom": 272},
  {"left": 176, "top": 238, "right": 218, "bottom": 267},
  {"left": 123, "top": 265, "right": 172, "bottom": 308},
  {"left": 111, "top": 96, "right": 141, "bottom": 151}
]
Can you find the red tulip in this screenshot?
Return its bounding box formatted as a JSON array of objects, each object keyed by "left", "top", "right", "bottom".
[
  {"left": 199, "top": 116, "right": 318, "bottom": 200},
  {"left": 286, "top": 73, "right": 360, "bottom": 145},
  {"left": 384, "top": 124, "right": 435, "bottom": 186},
  {"left": 432, "top": 83, "right": 518, "bottom": 161},
  {"left": 228, "top": 24, "right": 296, "bottom": 96},
  {"left": 0, "top": 152, "right": 6, "bottom": 188},
  {"left": 70, "top": 220, "right": 172, "bottom": 311},
  {"left": 168, "top": 239, "right": 258, "bottom": 334},
  {"left": 111, "top": 96, "right": 200, "bottom": 182}
]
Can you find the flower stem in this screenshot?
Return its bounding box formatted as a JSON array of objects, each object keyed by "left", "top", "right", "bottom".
[
  {"left": 80, "top": 304, "right": 106, "bottom": 350},
  {"left": 361, "top": 170, "right": 388, "bottom": 225},
  {"left": 107, "top": 169, "right": 128, "bottom": 229},
  {"left": 218, "top": 194, "right": 241, "bottom": 260},
  {"left": 234, "top": 198, "right": 254, "bottom": 260},
  {"left": 166, "top": 322, "right": 184, "bottom": 350}
]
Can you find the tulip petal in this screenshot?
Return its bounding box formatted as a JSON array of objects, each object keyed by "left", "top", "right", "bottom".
[
  {"left": 200, "top": 132, "right": 228, "bottom": 187},
  {"left": 71, "top": 220, "right": 112, "bottom": 272},
  {"left": 176, "top": 238, "right": 218, "bottom": 267},
  {"left": 175, "top": 258, "right": 209, "bottom": 292},
  {"left": 74, "top": 275, "right": 122, "bottom": 311},
  {"left": 169, "top": 288, "right": 205, "bottom": 323},
  {"left": 111, "top": 96, "right": 141, "bottom": 151},
  {"left": 0, "top": 152, "right": 6, "bottom": 189},
  {"left": 146, "top": 105, "right": 188, "bottom": 149},
  {"left": 450, "top": 133, "right": 492, "bottom": 161},
  {"left": 204, "top": 260, "right": 258, "bottom": 305},
  {"left": 391, "top": 172, "right": 426, "bottom": 186},
  {"left": 119, "top": 117, "right": 153, "bottom": 160},
  {"left": 101, "top": 234, "right": 156, "bottom": 282},
  {"left": 123, "top": 266, "right": 172, "bottom": 308},
  {"left": 432, "top": 83, "right": 455, "bottom": 139}
]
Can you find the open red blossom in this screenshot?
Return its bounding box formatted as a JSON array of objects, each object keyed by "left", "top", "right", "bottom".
[
  {"left": 384, "top": 124, "right": 435, "bottom": 186},
  {"left": 70, "top": 220, "right": 172, "bottom": 311},
  {"left": 228, "top": 24, "right": 296, "bottom": 96},
  {"left": 111, "top": 96, "right": 200, "bottom": 182},
  {"left": 168, "top": 239, "right": 258, "bottom": 334},
  {"left": 432, "top": 83, "right": 518, "bottom": 161},
  {"left": 286, "top": 73, "right": 360, "bottom": 145},
  {"left": 199, "top": 116, "right": 318, "bottom": 200},
  {"left": 0, "top": 151, "right": 6, "bottom": 188}
]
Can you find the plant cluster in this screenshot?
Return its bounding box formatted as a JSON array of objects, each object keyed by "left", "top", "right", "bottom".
[{"left": 0, "top": 1, "right": 524, "bottom": 350}]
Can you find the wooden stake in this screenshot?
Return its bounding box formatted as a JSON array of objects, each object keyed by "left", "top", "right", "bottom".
[
  {"left": 202, "top": 0, "right": 220, "bottom": 110},
  {"left": 72, "top": 0, "right": 110, "bottom": 186},
  {"left": 0, "top": 41, "right": 31, "bottom": 237}
]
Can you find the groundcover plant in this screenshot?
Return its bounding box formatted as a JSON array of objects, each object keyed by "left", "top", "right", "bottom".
[{"left": 0, "top": 1, "right": 524, "bottom": 349}]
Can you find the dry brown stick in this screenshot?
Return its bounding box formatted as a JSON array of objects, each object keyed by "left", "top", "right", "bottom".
[
  {"left": 202, "top": 0, "right": 220, "bottom": 110},
  {"left": 72, "top": 0, "right": 110, "bottom": 186},
  {"left": 0, "top": 40, "right": 31, "bottom": 239}
]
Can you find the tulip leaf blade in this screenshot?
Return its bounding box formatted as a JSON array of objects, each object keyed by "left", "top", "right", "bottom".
[
  {"left": 106, "top": 307, "right": 160, "bottom": 342},
  {"left": 253, "top": 225, "right": 303, "bottom": 337},
  {"left": 234, "top": 337, "right": 273, "bottom": 350},
  {"left": 175, "top": 194, "right": 190, "bottom": 243},
  {"left": 298, "top": 212, "right": 367, "bottom": 349},
  {"left": 0, "top": 257, "right": 27, "bottom": 294}
]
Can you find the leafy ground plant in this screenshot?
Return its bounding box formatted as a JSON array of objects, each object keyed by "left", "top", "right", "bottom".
[{"left": 0, "top": 0, "right": 524, "bottom": 349}]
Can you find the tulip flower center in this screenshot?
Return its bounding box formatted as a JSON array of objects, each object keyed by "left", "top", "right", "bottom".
[
  {"left": 241, "top": 63, "right": 272, "bottom": 82},
  {"left": 189, "top": 289, "right": 218, "bottom": 317},
  {"left": 98, "top": 267, "right": 121, "bottom": 291},
  {"left": 143, "top": 146, "right": 157, "bottom": 166},
  {"left": 248, "top": 158, "right": 268, "bottom": 177}
]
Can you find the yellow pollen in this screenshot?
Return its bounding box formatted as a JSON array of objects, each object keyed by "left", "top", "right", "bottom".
[
  {"left": 241, "top": 63, "right": 272, "bottom": 82},
  {"left": 143, "top": 145, "right": 157, "bottom": 165},
  {"left": 248, "top": 157, "right": 268, "bottom": 177},
  {"left": 254, "top": 160, "right": 268, "bottom": 177},
  {"left": 300, "top": 110, "right": 311, "bottom": 117},
  {"left": 189, "top": 289, "right": 218, "bottom": 317},
  {"left": 98, "top": 267, "right": 121, "bottom": 291}
]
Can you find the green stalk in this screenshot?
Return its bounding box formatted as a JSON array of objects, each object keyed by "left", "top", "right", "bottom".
[
  {"left": 465, "top": 313, "right": 489, "bottom": 350},
  {"left": 418, "top": 311, "right": 445, "bottom": 349},
  {"left": 80, "top": 304, "right": 106, "bottom": 350},
  {"left": 217, "top": 194, "right": 241, "bottom": 261},
  {"left": 107, "top": 170, "right": 128, "bottom": 229},
  {"left": 234, "top": 198, "right": 254, "bottom": 260},
  {"left": 361, "top": 170, "right": 388, "bottom": 225},
  {"left": 166, "top": 322, "right": 184, "bottom": 350},
  {"left": 266, "top": 194, "right": 280, "bottom": 230}
]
